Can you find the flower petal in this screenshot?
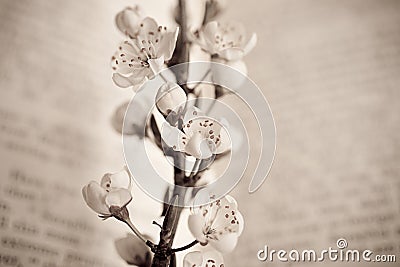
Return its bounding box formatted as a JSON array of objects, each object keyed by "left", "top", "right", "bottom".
[
  {"left": 224, "top": 21, "right": 246, "bottom": 43},
  {"left": 202, "top": 21, "right": 219, "bottom": 49},
  {"left": 236, "top": 210, "right": 245, "bottom": 235},
  {"left": 116, "top": 41, "right": 141, "bottom": 57},
  {"left": 183, "top": 251, "right": 203, "bottom": 267},
  {"left": 148, "top": 56, "right": 165, "bottom": 75},
  {"left": 182, "top": 106, "right": 205, "bottom": 125},
  {"left": 82, "top": 182, "right": 110, "bottom": 215},
  {"left": 158, "top": 27, "right": 179, "bottom": 61},
  {"left": 138, "top": 17, "right": 159, "bottom": 36},
  {"left": 105, "top": 188, "right": 132, "bottom": 208},
  {"left": 184, "top": 250, "right": 224, "bottom": 267},
  {"left": 208, "top": 232, "right": 239, "bottom": 253},
  {"left": 243, "top": 33, "right": 257, "bottom": 55},
  {"left": 183, "top": 117, "right": 227, "bottom": 156},
  {"left": 188, "top": 214, "right": 207, "bottom": 243},
  {"left": 161, "top": 122, "right": 186, "bottom": 151},
  {"left": 210, "top": 196, "right": 239, "bottom": 226},
  {"left": 112, "top": 73, "right": 146, "bottom": 89},
  {"left": 196, "top": 195, "right": 242, "bottom": 244},
  {"left": 224, "top": 194, "right": 239, "bottom": 209},
  {"left": 218, "top": 47, "right": 244, "bottom": 61},
  {"left": 111, "top": 42, "right": 147, "bottom": 76},
  {"left": 202, "top": 250, "right": 224, "bottom": 267},
  {"left": 115, "top": 6, "right": 144, "bottom": 38},
  {"left": 214, "top": 123, "right": 231, "bottom": 154},
  {"left": 184, "top": 131, "right": 213, "bottom": 159},
  {"left": 192, "top": 188, "right": 213, "bottom": 212},
  {"left": 101, "top": 166, "right": 132, "bottom": 190}
]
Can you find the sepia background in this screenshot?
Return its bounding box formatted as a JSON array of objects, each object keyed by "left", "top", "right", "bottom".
[{"left": 0, "top": 0, "right": 399, "bottom": 266}]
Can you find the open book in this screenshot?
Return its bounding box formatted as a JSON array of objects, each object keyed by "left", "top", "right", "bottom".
[{"left": 0, "top": 0, "right": 398, "bottom": 266}]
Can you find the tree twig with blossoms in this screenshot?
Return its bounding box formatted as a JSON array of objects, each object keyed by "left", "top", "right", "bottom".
[{"left": 82, "top": 1, "right": 256, "bottom": 266}]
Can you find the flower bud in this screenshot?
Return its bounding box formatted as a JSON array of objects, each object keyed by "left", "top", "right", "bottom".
[{"left": 155, "top": 82, "right": 187, "bottom": 116}]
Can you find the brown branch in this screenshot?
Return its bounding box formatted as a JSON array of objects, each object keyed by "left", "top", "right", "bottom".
[{"left": 150, "top": 1, "right": 203, "bottom": 266}]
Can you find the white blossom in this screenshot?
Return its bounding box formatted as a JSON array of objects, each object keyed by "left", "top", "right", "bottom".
[
  {"left": 188, "top": 194, "right": 244, "bottom": 253},
  {"left": 192, "top": 21, "right": 256, "bottom": 61},
  {"left": 82, "top": 167, "right": 132, "bottom": 216},
  {"left": 161, "top": 107, "right": 231, "bottom": 159},
  {"left": 111, "top": 17, "right": 179, "bottom": 90},
  {"left": 191, "top": 21, "right": 256, "bottom": 86}
]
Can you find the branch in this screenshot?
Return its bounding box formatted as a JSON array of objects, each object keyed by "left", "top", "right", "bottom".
[{"left": 150, "top": 1, "right": 202, "bottom": 266}]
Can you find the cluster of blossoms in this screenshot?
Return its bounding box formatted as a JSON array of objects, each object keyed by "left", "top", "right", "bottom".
[{"left": 82, "top": 1, "right": 256, "bottom": 266}]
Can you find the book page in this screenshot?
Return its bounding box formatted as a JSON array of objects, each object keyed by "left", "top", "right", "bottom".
[
  {"left": 0, "top": 0, "right": 399, "bottom": 267},
  {"left": 224, "top": 0, "right": 400, "bottom": 266},
  {"left": 0, "top": 0, "right": 171, "bottom": 266}
]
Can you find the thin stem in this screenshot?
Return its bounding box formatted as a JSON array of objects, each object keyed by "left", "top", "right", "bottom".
[
  {"left": 171, "top": 240, "right": 199, "bottom": 252},
  {"left": 153, "top": 220, "right": 163, "bottom": 229},
  {"left": 124, "top": 218, "right": 148, "bottom": 244}
]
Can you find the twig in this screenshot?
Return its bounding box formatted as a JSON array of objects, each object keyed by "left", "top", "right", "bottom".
[
  {"left": 124, "top": 218, "right": 148, "bottom": 244},
  {"left": 171, "top": 240, "right": 199, "bottom": 252}
]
